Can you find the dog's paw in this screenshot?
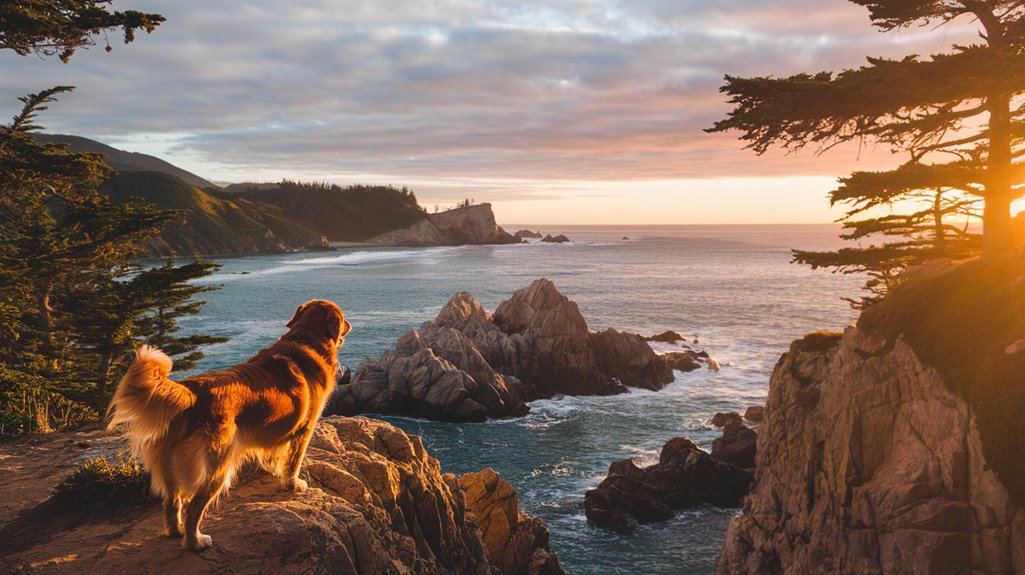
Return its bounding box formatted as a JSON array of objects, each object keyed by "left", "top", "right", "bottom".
[
  {"left": 283, "top": 477, "right": 308, "bottom": 492},
  {"left": 183, "top": 533, "right": 213, "bottom": 552}
]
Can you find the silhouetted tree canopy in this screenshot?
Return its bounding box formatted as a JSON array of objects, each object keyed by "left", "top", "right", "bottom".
[
  {"left": 709, "top": 0, "right": 1025, "bottom": 258},
  {"left": 0, "top": 0, "right": 163, "bottom": 62}
]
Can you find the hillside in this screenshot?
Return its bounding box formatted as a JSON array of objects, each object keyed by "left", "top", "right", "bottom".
[
  {"left": 101, "top": 172, "right": 328, "bottom": 256},
  {"left": 223, "top": 181, "right": 428, "bottom": 242},
  {"left": 34, "top": 134, "right": 216, "bottom": 189}
]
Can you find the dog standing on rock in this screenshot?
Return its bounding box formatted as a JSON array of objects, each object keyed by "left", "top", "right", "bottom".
[{"left": 107, "top": 299, "right": 351, "bottom": 551}]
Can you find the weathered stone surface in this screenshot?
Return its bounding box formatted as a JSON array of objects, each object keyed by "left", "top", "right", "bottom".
[
  {"left": 646, "top": 330, "right": 685, "bottom": 343},
  {"left": 368, "top": 203, "right": 518, "bottom": 246},
  {"left": 0, "top": 417, "right": 515, "bottom": 574},
  {"left": 458, "top": 468, "right": 566, "bottom": 575},
  {"left": 591, "top": 328, "right": 674, "bottom": 391},
  {"left": 662, "top": 350, "right": 703, "bottom": 372},
  {"left": 540, "top": 234, "right": 570, "bottom": 243},
  {"left": 711, "top": 412, "right": 743, "bottom": 428},
  {"left": 743, "top": 405, "right": 764, "bottom": 423},
  {"left": 584, "top": 437, "right": 753, "bottom": 534},
  {"left": 716, "top": 327, "right": 1025, "bottom": 575},
  {"left": 711, "top": 418, "right": 757, "bottom": 471},
  {"left": 334, "top": 279, "right": 678, "bottom": 421},
  {"left": 513, "top": 229, "right": 542, "bottom": 240}
]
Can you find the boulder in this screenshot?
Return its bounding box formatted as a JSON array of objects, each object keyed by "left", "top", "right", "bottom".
[
  {"left": 540, "top": 234, "right": 570, "bottom": 243},
  {"left": 0, "top": 417, "right": 526, "bottom": 574},
  {"left": 645, "top": 330, "right": 685, "bottom": 343},
  {"left": 458, "top": 468, "right": 565, "bottom": 575},
  {"left": 743, "top": 405, "right": 764, "bottom": 423},
  {"left": 584, "top": 437, "right": 753, "bottom": 534},
  {"left": 711, "top": 412, "right": 743, "bottom": 428},
  {"left": 662, "top": 350, "right": 703, "bottom": 372},
  {"left": 710, "top": 419, "right": 757, "bottom": 471},
  {"left": 590, "top": 328, "right": 674, "bottom": 391}
]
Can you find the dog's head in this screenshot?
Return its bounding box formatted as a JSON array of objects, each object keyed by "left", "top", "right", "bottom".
[{"left": 286, "top": 299, "right": 352, "bottom": 347}]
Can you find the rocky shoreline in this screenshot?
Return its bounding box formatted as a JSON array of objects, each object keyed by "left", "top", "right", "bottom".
[
  {"left": 0, "top": 417, "right": 566, "bottom": 575},
  {"left": 328, "top": 278, "right": 711, "bottom": 422}
]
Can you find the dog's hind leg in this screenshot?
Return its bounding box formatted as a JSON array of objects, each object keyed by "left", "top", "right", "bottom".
[
  {"left": 163, "top": 494, "right": 183, "bottom": 537},
  {"left": 279, "top": 422, "right": 317, "bottom": 492},
  {"left": 182, "top": 464, "right": 230, "bottom": 552}
]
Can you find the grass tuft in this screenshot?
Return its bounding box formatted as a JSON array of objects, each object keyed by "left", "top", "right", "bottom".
[{"left": 51, "top": 456, "right": 153, "bottom": 506}]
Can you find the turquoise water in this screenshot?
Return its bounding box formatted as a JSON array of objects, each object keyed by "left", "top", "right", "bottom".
[{"left": 180, "top": 225, "right": 862, "bottom": 574}]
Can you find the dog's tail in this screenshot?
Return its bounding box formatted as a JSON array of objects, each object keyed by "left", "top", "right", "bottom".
[{"left": 107, "top": 346, "right": 195, "bottom": 453}]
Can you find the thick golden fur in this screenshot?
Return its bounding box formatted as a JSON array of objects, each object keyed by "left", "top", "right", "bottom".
[{"left": 107, "top": 299, "right": 351, "bottom": 551}]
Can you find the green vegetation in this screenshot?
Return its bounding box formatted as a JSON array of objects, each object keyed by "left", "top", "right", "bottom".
[
  {"left": 227, "top": 180, "right": 428, "bottom": 242},
  {"left": 101, "top": 171, "right": 327, "bottom": 256},
  {"left": 859, "top": 259, "right": 1025, "bottom": 504},
  {"left": 709, "top": 0, "right": 1025, "bottom": 298},
  {"left": 0, "top": 90, "right": 224, "bottom": 434},
  {"left": 51, "top": 456, "right": 152, "bottom": 505},
  {"left": 0, "top": 0, "right": 163, "bottom": 62},
  {"left": 793, "top": 165, "right": 983, "bottom": 307}
]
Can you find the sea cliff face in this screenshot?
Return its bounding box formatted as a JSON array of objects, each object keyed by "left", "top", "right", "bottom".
[
  {"left": 0, "top": 417, "right": 564, "bottom": 575},
  {"left": 716, "top": 328, "right": 1025, "bottom": 574},
  {"left": 367, "top": 203, "right": 519, "bottom": 246}
]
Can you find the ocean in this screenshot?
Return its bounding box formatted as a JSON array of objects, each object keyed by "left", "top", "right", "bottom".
[{"left": 180, "top": 224, "right": 863, "bottom": 574}]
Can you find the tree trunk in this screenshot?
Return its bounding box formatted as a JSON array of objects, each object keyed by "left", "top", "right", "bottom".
[{"left": 983, "top": 93, "right": 1015, "bottom": 258}]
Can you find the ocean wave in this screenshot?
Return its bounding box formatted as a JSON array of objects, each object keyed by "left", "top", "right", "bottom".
[{"left": 195, "top": 247, "right": 458, "bottom": 283}]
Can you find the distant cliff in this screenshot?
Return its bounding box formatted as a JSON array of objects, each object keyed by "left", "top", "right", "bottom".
[
  {"left": 367, "top": 203, "right": 519, "bottom": 246},
  {"left": 0, "top": 417, "right": 565, "bottom": 574},
  {"left": 717, "top": 260, "right": 1025, "bottom": 574}
]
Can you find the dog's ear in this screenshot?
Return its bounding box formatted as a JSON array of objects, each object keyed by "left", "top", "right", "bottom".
[{"left": 287, "top": 303, "right": 309, "bottom": 328}]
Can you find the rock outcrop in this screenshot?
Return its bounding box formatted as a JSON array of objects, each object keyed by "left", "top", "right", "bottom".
[
  {"left": 459, "top": 468, "right": 565, "bottom": 575},
  {"left": 710, "top": 417, "right": 757, "bottom": 471},
  {"left": 646, "top": 330, "right": 685, "bottom": 343},
  {"left": 514, "top": 229, "right": 542, "bottom": 240},
  {"left": 0, "top": 417, "right": 564, "bottom": 575},
  {"left": 368, "top": 203, "right": 519, "bottom": 246},
  {"left": 716, "top": 328, "right": 1025, "bottom": 574},
  {"left": 584, "top": 437, "right": 754, "bottom": 534},
  {"left": 331, "top": 279, "right": 678, "bottom": 421},
  {"left": 540, "top": 234, "right": 570, "bottom": 243}
]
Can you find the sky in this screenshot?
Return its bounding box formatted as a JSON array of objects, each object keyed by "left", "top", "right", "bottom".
[{"left": 0, "top": 0, "right": 993, "bottom": 224}]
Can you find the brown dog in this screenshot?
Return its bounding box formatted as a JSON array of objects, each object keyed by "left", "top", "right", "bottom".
[{"left": 107, "top": 299, "right": 351, "bottom": 551}]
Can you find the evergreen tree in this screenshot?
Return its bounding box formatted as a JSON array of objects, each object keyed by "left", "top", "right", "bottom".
[
  {"left": 0, "top": 0, "right": 163, "bottom": 62},
  {"left": 793, "top": 162, "right": 982, "bottom": 306},
  {"left": 0, "top": 89, "right": 226, "bottom": 429},
  {"left": 708, "top": 0, "right": 1025, "bottom": 259}
]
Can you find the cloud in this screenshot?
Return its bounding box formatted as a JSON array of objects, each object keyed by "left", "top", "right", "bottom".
[{"left": 0, "top": 0, "right": 982, "bottom": 189}]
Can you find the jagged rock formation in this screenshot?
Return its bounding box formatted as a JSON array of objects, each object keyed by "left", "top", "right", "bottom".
[
  {"left": 584, "top": 437, "right": 754, "bottom": 534},
  {"left": 459, "top": 468, "right": 565, "bottom": 575},
  {"left": 716, "top": 328, "right": 1025, "bottom": 574},
  {"left": 514, "top": 229, "right": 543, "bottom": 240},
  {"left": 368, "top": 203, "right": 519, "bottom": 246},
  {"left": 646, "top": 330, "right": 685, "bottom": 343},
  {"left": 710, "top": 416, "right": 757, "bottom": 471},
  {"left": 743, "top": 405, "right": 764, "bottom": 423},
  {"left": 540, "top": 234, "right": 570, "bottom": 243},
  {"left": 0, "top": 417, "right": 563, "bottom": 575},
  {"left": 331, "top": 279, "right": 677, "bottom": 421}
]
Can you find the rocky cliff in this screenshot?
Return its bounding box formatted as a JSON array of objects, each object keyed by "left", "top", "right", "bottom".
[
  {"left": 367, "top": 204, "right": 519, "bottom": 246},
  {"left": 716, "top": 327, "right": 1025, "bottom": 574},
  {"left": 330, "top": 279, "right": 679, "bottom": 421},
  {"left": 0, "top": 417, "right": 564, "bottom": 575}
]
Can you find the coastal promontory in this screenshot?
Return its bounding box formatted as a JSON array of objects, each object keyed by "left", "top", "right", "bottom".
[{"left": 0, "top": 417, "right": 565, "bottom": 575}]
